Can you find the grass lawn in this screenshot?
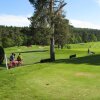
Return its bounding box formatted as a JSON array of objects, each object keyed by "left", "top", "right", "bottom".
[{"left": 0, "top": 42, "right": 100, "bottom": 100}]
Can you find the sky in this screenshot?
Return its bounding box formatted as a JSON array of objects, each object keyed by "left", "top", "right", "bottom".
[{"left": 0, "top": 0, "right": 100, "bottom": 29}]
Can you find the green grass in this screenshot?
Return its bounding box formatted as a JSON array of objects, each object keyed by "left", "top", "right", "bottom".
[{"left": 0, "top": 42, "right": 100, "bottom": 100}]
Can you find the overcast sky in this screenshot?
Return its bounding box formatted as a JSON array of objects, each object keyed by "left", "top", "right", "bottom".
[{"left": 0, "top": 0, "right": 100, "bottom": 29}]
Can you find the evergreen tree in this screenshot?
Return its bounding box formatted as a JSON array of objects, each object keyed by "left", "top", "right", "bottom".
[{"left": 29, "top": 0, "right": 67, "bottom": 61}]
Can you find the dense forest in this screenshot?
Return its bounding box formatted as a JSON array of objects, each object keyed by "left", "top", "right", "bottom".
[
  {"left": 0, "top": 25, "right": 100, "bottom": 48},
  {"left": 69, "top": 26, "right": 100, "bottom": 43},
  {"left": 0, "top": 26, "right": 32, "bottom": 48}
]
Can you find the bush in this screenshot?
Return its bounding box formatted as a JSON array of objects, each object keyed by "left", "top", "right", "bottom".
[
  {"left": 66, "top": 45, "right": 71, "bottom": 49},
  {"left": 0, "top": 46, "right": 5, "bottom": 64},
  {"left": 2, "top": 37, "right": 15, "bottom": 48}
]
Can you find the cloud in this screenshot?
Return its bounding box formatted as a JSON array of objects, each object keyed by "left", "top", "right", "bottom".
[
  {"left": 95, "top": 0, "right": 100, "bottom": 5},
  {"left": 0, "top": 14, "right": 30, "bottom": 27},
  {"left": 1, "top": 14, "right": 100, "bottom": 29},
  {"left": 69, "top": 19, "right": 100, "bottom": 29}
]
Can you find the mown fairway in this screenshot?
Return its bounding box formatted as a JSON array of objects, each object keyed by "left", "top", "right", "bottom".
[{"left": 0, "top": 42, "right": 100, "bottom": 100}]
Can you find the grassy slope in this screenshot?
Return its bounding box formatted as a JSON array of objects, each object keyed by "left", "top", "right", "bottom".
[{"left": 0, "top": 42, "right": 100, "bottom": 100}]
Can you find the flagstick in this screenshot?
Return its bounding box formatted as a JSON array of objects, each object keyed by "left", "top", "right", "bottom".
[{"left": 5, "top": 54, "right": 8, "bottom": 70}]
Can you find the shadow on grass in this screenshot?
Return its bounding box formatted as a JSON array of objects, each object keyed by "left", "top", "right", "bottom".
[
  {"left": 54, "top": 54, "right": 100, "bottom": 66},
  {"left": 22, "top": 62, "right": 40, "bottom": 66},
  {"left": 0, "top": 64, "right": 6, "bottom": 67},
  {"left": 14, "top": 50, "right": 48, "bottom": 53},
  {"left": 0, "top": 64, "right": 6, "bottom": 69}
]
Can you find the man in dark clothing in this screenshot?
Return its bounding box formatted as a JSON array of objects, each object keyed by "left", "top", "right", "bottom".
[{"left": 10, "top": 53, "right": 15, "bottom": 61}]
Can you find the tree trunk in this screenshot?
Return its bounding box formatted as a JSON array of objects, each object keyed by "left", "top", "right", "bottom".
[
  {"left": 50, "top": 0, "right": 55, "bottom": 61},
  {"left": 61, "top": 44, "right": 63, "bottom": 49},
  {"left": 50, "top": 36, "right": 55, "bottom": 61}
]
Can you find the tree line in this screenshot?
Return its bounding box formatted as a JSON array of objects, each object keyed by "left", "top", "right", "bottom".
[
  {"left": 0, "top": 25, "right": 100, "bottom": 48},
  {"left": 70, "top": 26, "right": 100, "bottom": 44}
]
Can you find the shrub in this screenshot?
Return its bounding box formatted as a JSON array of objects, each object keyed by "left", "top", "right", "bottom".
[
  {"left": 66, "top": 45, "right": 71, "bottom": 49},
  {"left": 0, "top": 46, "right": 5, "bottom": 64}
]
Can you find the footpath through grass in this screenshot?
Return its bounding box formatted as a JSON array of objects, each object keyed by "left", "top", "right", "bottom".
[{"left": 0, "top": 42, "right": 100, "bottom": 100}]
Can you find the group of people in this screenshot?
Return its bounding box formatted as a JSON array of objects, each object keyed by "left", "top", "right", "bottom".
[{"left": 8, "top": 53, "right": 23, "bottom": 68}]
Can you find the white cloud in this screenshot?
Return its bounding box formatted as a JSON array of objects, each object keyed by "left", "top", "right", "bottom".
[
  {"left": 95, "top": 0, "right": 100, "bottom": 5},
  {"left": 69, "top": 19, "right": 100, "bottom": 29},
  {"left": 0, "top": 14, "right": 30, "bottom": 27},
  {"left": 1, "top": 14, "right": 100, "bottom": 29}
]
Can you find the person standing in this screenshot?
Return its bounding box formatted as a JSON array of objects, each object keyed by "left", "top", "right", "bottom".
[{"left": 88, "top": 48, "right": 90, "bottom": 54}]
